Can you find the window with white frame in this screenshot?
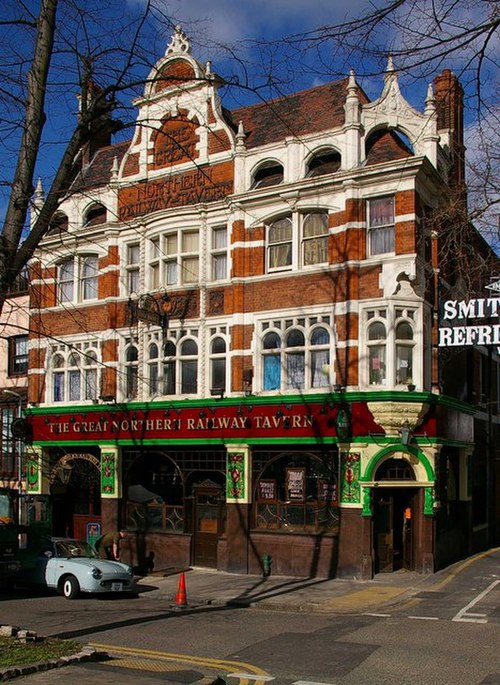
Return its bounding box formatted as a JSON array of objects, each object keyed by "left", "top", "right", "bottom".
[
  {"left": 368, "top": 196, "right": 395, "bottom": 255},
  {"left": 267, "top": 212, "right": 329, "bottom": 272},
  {"left": 149, "top": 238, "right": 160, "bottom": 290},
  {"left": 367, "top": 319, "right": 387, "bottom": 385},
  {"left": 125, "top": 342, "right": 139, "bottom": 399},
  {"left": 57, "top": 255, "right": 99, "bottom": 303},
  {"left": 260, "top": 316, "right": 332, "bottom": 392},
  {"left": 146, "top": 329, "right": 199, "bottom": 397},
  {"left": 57, "top": 259, "right": 74, "bottom": 302},
  {"left": 209, "top": 332, "right": 227, "bottom": 393},
  {"left": 49, "top": 343, "right": 100, "bottom": 402},
  {"left": 211, "top": 227, "right": 228, "bottom": 281},
  {"left": 150, "top": 229, "right": 200, "bottom": 287},
  {"left": 365, "top": 307, "right": 417, "bottom": 387},
  {"left": 126, "top": 244, "right": 140, "bottom": 295}
]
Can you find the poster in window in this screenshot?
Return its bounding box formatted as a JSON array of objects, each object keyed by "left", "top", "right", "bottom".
[
  {"left": 318, "top": 479, "right": 337, "bottom": 503},
  {"left": 286, "top": 467, "right": 305, "bottom": 502},
  {"left": 258, "top": 480, "right": 276, "bottom": 501}
]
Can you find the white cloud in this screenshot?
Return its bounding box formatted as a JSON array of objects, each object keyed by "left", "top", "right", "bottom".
[{"left": 148, "top": 0, "right": 370, "bottom": 45}]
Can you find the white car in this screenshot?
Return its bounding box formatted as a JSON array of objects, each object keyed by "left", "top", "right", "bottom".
[{"left": 18, "top": 537, "right": 135, "bottom": 599}]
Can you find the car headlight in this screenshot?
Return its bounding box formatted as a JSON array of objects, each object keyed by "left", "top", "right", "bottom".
[
  {"left": 91, "top": 567, "right": 103, "bottom": 579},
  {"left": 126, "top": 566, "right": 134, "bottom": 577}
]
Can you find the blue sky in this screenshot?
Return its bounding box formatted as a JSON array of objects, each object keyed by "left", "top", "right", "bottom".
[{"left": 0, "top": 0, "right": 497, "bottom": 242}]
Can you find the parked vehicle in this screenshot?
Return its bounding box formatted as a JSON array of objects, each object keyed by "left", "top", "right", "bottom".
[
  {"left": 0, "top": 488, "right": 20, "bottom": 588},
  {"left": 17, "top": 537, "right": 135, "bottom": 599}
]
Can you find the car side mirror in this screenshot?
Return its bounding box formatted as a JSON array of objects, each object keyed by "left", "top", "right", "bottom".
[{"left": 43, "top": 550, "right": 53, "bottom": 559}]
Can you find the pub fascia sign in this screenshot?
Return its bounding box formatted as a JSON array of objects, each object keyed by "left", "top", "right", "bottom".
[{"left": 439, "top": 280, "right": 500, "bottom": 348}]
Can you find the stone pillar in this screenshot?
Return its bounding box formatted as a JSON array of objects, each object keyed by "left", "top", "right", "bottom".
[
  {"left": 224, "top": 444, "right": 251, "bottom": 574},
  {"left": 99, "top": 445, "right": 122, "bottom": 533},
  {"left": 25, "top": 445, "right": 49, "bottom": 495},
  {"left": 337, "top": 449, "right": 366, "bottom": 578}
]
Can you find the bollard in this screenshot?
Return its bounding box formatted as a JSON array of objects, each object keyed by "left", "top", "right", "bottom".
[{"left": 262, "top": 553, "right": 272, "bottom": 577}]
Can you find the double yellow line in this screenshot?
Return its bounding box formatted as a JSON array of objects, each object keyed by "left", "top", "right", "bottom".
[{"left": 90, "top": 642, "right": 272, "bottom": 684}]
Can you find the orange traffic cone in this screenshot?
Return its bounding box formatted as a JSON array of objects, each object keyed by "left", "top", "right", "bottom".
[{"left": 175, "top": 571, "right": 188, "bottom": 608}]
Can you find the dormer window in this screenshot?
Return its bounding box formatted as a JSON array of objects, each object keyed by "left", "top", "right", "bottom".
[
  {"left": 83, "top": 203, "right": 107, "bottom": 227},
  {"left": 47, "top": 212, "right": 68, "bottom": 236},
  {"left": 306, "top": 149, "right": 341, "bottom": 177},
  {"left": 252, "top": 161, "right": 284, "bottom": 189}
]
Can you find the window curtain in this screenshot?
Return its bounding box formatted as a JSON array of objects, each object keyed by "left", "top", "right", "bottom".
[
  {"left": 263, "top": 354, "right": 281, "bottom": 390},
  {"left": 286, "top": 352, "right": 305, "bottom": 389},
  {"left": 69, "top": 370, "right": 81, "bottom": 401},
  {"left": 311, "top": 349, "right": 329, "bottom": 387}
]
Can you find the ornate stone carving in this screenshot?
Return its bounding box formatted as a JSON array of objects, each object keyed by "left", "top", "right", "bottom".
[{"left": 367, "top": 401, "right": 429, "bottom": 436}]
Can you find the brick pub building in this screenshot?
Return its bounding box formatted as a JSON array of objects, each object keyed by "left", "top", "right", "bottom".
[{"left": 25, "top": 28, "right": 499, "bottom": 578}]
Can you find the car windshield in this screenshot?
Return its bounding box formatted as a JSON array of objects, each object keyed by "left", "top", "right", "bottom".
[{"left": 55, "top": 540, "right": 97, "bottom": 558}]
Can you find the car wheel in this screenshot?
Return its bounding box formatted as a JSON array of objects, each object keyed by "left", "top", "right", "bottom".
[{"left": 61, "top": 575, "right": 80, "bottom": 599}]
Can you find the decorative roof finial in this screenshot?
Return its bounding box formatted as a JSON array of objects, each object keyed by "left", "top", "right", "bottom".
[
  {"left": 34, "top": 177, "right": 45, "bottom": 204},
  {"left": 348, "top": 69, "right": 357, "bottom": 92},
  {"left": 425, "top": 83, "right": 436, "bottom": 115},
  {"left": 236, "top": 120, "right": 246, "bottom": 151},
  {"left": 111, "top": 156, "right": 119, "bottom": 182},
  {"left": 386, "top": 54, "right": 395, "bottom": 73},
  {"left": 166, "top": 25, "right": 191, "bottom": 56}
]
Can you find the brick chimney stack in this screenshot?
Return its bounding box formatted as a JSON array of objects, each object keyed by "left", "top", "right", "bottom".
[{"left": 433, "top": 69, "right": 465, "bottom": 189}]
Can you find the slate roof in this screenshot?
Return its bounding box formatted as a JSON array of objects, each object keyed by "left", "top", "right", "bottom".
[{"left": 70, "top": 78, "right": 411, "bottom": 192}]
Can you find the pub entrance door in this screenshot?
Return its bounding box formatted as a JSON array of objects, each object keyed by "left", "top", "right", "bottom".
[
  {"left": 191, "top": 480, "right": 225, "bottom": 568},
  {"left": 373, "top": 487, "right": 418, "bottom": 573}
]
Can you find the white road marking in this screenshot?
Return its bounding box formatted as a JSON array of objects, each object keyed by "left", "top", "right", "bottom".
[
  {"left": 293, "top": 681, "right": 338, "bottom": 685},
  {"left": 227, "top": 675, "right": 275, "bottom": 681},
  {"left": 452, "top": 579, "right": 499, "bottom": 623},
  {"left": 408, "top": 615, "right": 439, "bottom": 620},
  {"left": 363, "top": 612, "right": 391, "bottom": 617}
]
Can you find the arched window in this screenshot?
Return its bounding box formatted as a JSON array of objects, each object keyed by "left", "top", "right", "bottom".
[
  {"left": 125, "top": 452, "right": 184, "bottom": 533},
  {"left": 52, "top": 353, "right": 65, "bottom": 402},
  {"left": 148, "top": 343, "right": 159, "bottom": 396},
  {"left": 47, "top": 212, "right": 68, "bottom": 236},
  {"left": 254, "top": 452, "right": 339, "bottom": 533},
  {"left": 83, "top": 203, "right": 107, "bottom": 227},
  {"left": 396, "top": 321, "right": 415, "bottom": 384},
  {"left": 306, "top": 149, "right": 341, "bottom": 177},
  {"left": 252, "top": 161, "right": 284, "bottom": 189},
  {"left": 262, "top": 331, "right": 282, "bottom": 391},
  {"left": 375, "top": 458, "right": 416, "bottom": 481},
  {"left": 266, "top": 212, "right": 329, "bottom": 272},
  {"left": 268, "top": 217, "right": 292, "bottom": 270},
  {"left": 125, "top": 345, "right": 139, "bottom": 399},
  {"left": 368, "top": 321, "right": 387, "bottom": 385},
  {"left": 260, "top": 319, "right": 333, "bottom": 392},
  {"left": 163, "top": 340, "right": 177, "bottom": 395},
  {"left": 311, "top": 327, "right": 330, "bottom": 388},
  {"left": 302, "top": 213, "right": 328, "bottom": 266},
  {"left": 210, "top": 337, "right": 227, "bottom": 394},
  {"left": 83, "top": 349, "right": 99, "bottom": 400},
  {"left": 50, "top": 344, "right": 100, "bottom": 402},
  {"left": 180, "top": 339, "right": 198, "bottom": 395},
  {"left": 285, "top": 329, "right": 305, "bottom": 390}
]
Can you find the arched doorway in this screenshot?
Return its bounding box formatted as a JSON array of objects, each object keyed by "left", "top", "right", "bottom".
[
  {"left": 372, "top": 457, "right": 418, "bottom": 573},
  {"left": 49, "top": 454, "right": 101, "bottom": 541}
]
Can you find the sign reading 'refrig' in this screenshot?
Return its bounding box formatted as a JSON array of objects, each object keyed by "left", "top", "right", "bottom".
[{"left": 439, "top": 285, "right": 500, "bottom": 347}]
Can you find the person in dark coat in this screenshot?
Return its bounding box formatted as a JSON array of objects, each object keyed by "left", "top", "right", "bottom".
[{"left": 95, "top": 530, "right": 127, "bottom": 561}]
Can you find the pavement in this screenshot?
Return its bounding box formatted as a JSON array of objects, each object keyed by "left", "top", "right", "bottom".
[{"left": 133, "top": 554, "right": 477, "bottom": 614}]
